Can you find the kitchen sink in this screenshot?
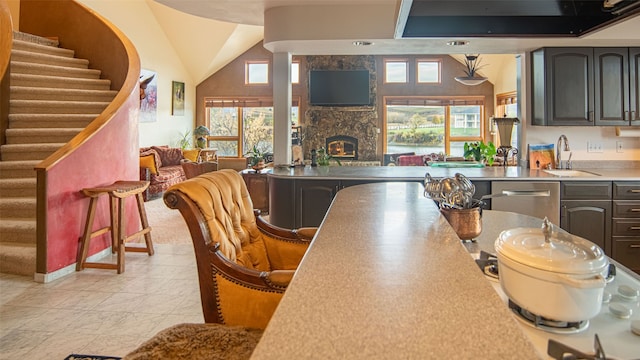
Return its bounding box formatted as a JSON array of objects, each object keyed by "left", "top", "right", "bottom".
[{"left": 543, "top": 169, "right": 600, "bottom": 177}]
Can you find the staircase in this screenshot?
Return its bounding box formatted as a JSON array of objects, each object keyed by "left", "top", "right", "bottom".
[{"left": 0, "top": 31, "right": 117, "bottom": 276}]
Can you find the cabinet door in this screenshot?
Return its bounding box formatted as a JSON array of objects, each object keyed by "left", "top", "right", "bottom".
[
  {"left": 631, "top": 48, "right": 640, "bottom": 124},
  {"left": 296, "top": 180, "right": 340, "bottom": 227},
  {"left": 243, "top": 173, "right": 269, "bottom": 214},
  {"left": 561, "top": 200, "right": 611, "bottom": 255},
  {"left": 546, "top": 48, "right": 594, "bottom": 126},
  {"left": 269, "top": 177, "right": 295, "bottom": 229},
  {"left": 594, "top": 48, "right": 630, "bottom": 126},
  {"left": 612, "top": 237, "right": 640, "bottom": 274}
]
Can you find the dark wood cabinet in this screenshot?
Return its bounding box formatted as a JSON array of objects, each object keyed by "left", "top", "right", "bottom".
[
  {"left": 560, "top": 182, "right": 612, "bottom": 255},
  {"left": 532, "top": 47, "right": 594, "bottom": 126},
  {"left": 242, "top": 171, "right": 270, "bottom": 214},
  {"left": 295, "top": 180, "right": 340, "bottom": 227},
  {"left": 532, "top": 47, "right": 640, "bottom": 126},
  {"left": 612, "top": 181, "right": 640, "bottom": 273}
]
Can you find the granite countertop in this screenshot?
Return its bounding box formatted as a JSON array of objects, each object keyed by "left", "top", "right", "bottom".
[
  {"left": 265, "top": 165, "right": 640, "bottom": 181},
  {"left": 251, "top": 182, "right": 543, "bottom": 359}
]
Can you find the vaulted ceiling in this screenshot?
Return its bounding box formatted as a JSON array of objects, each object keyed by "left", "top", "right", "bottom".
[{"left": 149, "top": 0, "right": 640, "bottom": 84}]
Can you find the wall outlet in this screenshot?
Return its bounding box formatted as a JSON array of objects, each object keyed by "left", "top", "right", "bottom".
[
  {"left": 587, "top": 141, "right": 604, "bottom": 153},
  {"left": 616, "top": 141, "right": 624, "bottom": 153}
]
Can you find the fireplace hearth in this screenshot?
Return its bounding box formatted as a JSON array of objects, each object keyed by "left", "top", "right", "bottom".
[{"left": 326, "top": 135, "right": 358, "bottom": 160}]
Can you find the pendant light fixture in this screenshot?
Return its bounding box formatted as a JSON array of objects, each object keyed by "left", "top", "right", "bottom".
[{"left": 455, "top": 54, "right": 488, "bottom": 86}]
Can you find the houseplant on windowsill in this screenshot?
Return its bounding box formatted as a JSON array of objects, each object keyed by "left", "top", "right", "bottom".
[
  {"left": 463, "top": 141, "right": 497, "bottom": 166},
  {"left": 245, "top": 145, "right": 266, "bottom": 170}
]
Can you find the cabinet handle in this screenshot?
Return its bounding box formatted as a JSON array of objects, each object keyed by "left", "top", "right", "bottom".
[
  {"left": 629, "top": 226, "right": 640, "bottom": 231},
  {"left": 588, "top": 111, "right": 594, "bottom": 122},
  {"left": 630, "top": 189, "right": 640, "bottom": 193},
  {"left": 630, "top": 209, "right": 640, "bottom": 212},
  {"left": 625, "top": 111, "right": 630, "bottom": 121},
  {"left": 631, "top": 245, "right": 640, "bottom": 248}
]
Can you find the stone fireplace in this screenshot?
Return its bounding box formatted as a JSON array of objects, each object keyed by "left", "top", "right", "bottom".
[{"left": 326, "top": 135, "right": 358, "bottom": 160}]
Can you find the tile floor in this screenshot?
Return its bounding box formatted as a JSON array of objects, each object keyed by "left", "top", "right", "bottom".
[{"left": 0, "top": 244, "right": 203, "bottom": 359}]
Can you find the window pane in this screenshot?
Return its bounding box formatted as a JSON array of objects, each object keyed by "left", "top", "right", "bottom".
[
  {"left": 291, "top": 106, "right": 299, "bottom": 126},
  {"left": 386, "top": 105, "right": 445, "bottom": 155},
  {"left": 247, "top": 63, "right": 268, "bottom": 84},
  {"left": 385, "top": 61, "right": 407, "bottom": 83},
  {"left": 450, "top": 106, "right": 481, "bottom": 137},
  {"left": 449, "top": 142, "right": 467, "bottom": 157},
  {"left": 292, "top": 63, "right": 299, "bottom": 84},
  {"left": 418, "top": 61, "right": 439, "bottom": 83},
  {"left": 209, "top": 107, "right": 238, "bottom": 136},
  {"left": 243, "top": 107, "right": 274, "bottom": 155},
  {"left": 209, "top": 140, "right": 238, "bottom": 157}
]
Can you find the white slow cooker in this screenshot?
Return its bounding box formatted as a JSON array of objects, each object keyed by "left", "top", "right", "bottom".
[{"left": 495, "top": 222, "right": 609, "bottom": 322}]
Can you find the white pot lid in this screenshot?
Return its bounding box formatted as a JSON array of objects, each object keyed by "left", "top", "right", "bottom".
[{"left": 495, "top": 226, "right": 608, "bottom": 274}]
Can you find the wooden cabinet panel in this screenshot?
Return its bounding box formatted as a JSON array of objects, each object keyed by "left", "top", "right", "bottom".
[
  {"left": 612, "top": 237, "right": 640, "bottom": 273},
  {"left": 594, "top": 48, "right": 630, "bottom": 126},
  {"left": 561, "top": 200, "right": 611, "bottom": 254},
  {"left": 613, "top": 201, "right": 640, "bottom": 218},
  {"left": 613, "top": 181, "right": 640, "bottom": 199},
  {"left": 269, "top": 177, "right": 296, "bottom": 229},
  {"left": 630, "top": 47, "right": 640, "bottom": 124},
  {"left": 243, "top": 172, "right": 269, "bottom": 214},
  {"left": 296, "top": 180, "right": 340, "bottom": 228},
  {"left": 612, "top": 218, "right": 640, "bottom": 237},
  {"left": 560, "top": 181, "right": 611, "bottom": 200}
]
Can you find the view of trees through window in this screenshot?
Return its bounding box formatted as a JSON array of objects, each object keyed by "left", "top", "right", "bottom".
[
  {"left": 207, "top": 105, "right": 298, "bottom": 157},
  {"left": 386, "top": 103, "right": 483, "bottom": 157}
]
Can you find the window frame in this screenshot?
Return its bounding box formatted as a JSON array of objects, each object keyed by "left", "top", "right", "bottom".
[
  {"left": 416, "top": 58, "right": 442, "bottom": 84},
  {"left": 383, "top": 58, "right": 409, "bottom": 84},
  {"left": 245, "top": 60, "right": 270, "bottom": 85}
]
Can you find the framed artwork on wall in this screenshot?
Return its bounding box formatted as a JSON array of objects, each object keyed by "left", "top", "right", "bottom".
[
  {"left": 172, "top": 81, "right": 185, "bottom": 116},
  {"left": 139, "top": 69, "right": 157, "bottom": 123}
]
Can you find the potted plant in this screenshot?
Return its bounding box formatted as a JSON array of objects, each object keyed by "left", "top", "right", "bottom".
[
  {"left": 463, "top": 141, "right": 497, "bottom": 166},
  {"left": 244, "top": 145, "right": 266, "bottom": 170},
  {"left": 175, "top": 129, "right": 191, "bottom": 150},
  {"left": 316, "top": 147, "right": 341, "bottom": 166},
  {"left": 193, "top": 126, "right": 210, "bottom": 149}
]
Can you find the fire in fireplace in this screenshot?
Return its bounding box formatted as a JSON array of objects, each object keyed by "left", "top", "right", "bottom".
[{"left": 326, "top": 135, "right": 358, "bottom": 160}]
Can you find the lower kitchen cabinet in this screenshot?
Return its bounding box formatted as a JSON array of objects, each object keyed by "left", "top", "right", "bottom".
[
  {"left": 296, "top": 180, "right": 340, "bottom": 228},
  {"left": 242, "top": 171, "right": 269, "bottom": 214},
  {"left": 561, "top": 200, "right": 611, "bottom": 254},
  {"left": 612, "top": 181, "right": 640, "bottom": 273}
]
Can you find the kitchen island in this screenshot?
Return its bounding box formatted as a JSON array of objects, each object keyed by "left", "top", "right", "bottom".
[
  {"left": 252, "top": 182, "right": 543, "bottom": 359},
  {"left": 251, "top": 182, "right": 640, "bottom": 359}
]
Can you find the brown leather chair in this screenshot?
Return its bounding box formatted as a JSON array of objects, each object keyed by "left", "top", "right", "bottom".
[
  {"left": 180, "top": 159, "right": 218, "bottom": 179},
  {"left": 163, "top": 169, "right": 315, "bottom": 329}
]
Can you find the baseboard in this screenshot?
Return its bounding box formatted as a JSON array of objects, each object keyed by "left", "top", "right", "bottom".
[{"left": 34, "top": 247, "right": 113, "bottom": 283}]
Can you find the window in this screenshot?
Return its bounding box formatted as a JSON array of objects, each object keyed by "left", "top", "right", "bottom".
[
  {"left": 205, "top": 98, "right": 299, "bottom": 158},
  {"left": 292, "top": 62, "right": 300, "bottom": 84},
  {"left": 385, "top": 97, "right": 485, "bottom": 157},
  {"left": 246, "top": 61, "right": 269, "bottom": 84},
  {"left": 384, "top": 59, "right": 408, "bottom": 83},
  {"left": 417, "top": 59, "right": 441, "bottom": 83}
]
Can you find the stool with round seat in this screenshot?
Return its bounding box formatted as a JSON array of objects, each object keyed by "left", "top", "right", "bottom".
[{"left": 77, "top": 180, "right": 154, "bottom": 274}]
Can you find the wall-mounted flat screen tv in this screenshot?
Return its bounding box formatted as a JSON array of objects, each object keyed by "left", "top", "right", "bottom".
[{"left": 309, "top": 70, "right": 370, "bottom": 106}]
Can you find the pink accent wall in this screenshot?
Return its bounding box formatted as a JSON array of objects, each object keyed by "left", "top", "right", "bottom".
[{"left": 45, "top": 89, "right": 140, "bottom": 272}]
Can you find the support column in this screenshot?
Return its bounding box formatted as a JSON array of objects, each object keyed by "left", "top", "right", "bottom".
[{"left": 272, "top": 52, "right": 292, "bottom": 166}]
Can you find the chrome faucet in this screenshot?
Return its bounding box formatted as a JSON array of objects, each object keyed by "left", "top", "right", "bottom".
[{"left": 556, "top": 135, "right": 571, "bottom": 169}]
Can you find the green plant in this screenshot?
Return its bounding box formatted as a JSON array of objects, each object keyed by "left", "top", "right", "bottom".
[
  {"left": 461, "top": 54, "right": 486, "bottom": 77},
  {"left": 464, "top": 141, "right": 497, "bottom": 166},
  {"left": 244, "top": 145, "right": 265, "bottom": 167},
  {"left": 175, "top": 129, "right": 191, "bottom": 150},
  {"left": 193, "top": 126, "right": 210, "bottom": 149},
  {"left": 316, "top": 147, "right": 341, "bottom": 166}
]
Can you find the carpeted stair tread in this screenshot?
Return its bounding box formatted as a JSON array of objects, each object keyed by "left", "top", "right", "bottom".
[
  {"left": 5, "top": 128, "right": 83, "bottom": 144},
  {"left": 13, "top": 31, "right": 60, "bottom": 47},
  {"left": 10, "top": 86, "right": 117, "bottom": 101},
  {"left": 11, "top": 61, "right": 102, "bottom": 79},
  {"left": 0, "top": 178, "right": 37, "bottom": 197},
  {"left": 10, "top": 73, "right": 112, "bottom": 90},
  {"left": 1, "top": 143, "right": 65, "bottom": 161},
  {"left": 0, "top": 219, "right": 37, "bottom": 244},
  {"left": 9, "top": 99, "right": 109, "bottom": 114},
  {"left": 0, "top": 161, "right": 38, "bottom": 179},
  {"left": 8, "top": 113, "right": 96, "bottom": 129},
  {"left": 0, "top": 242, "right": 36, "bottom": 276},
  {"left": 0, "top": 197, "right": 36, "bottom": 218},
  {"left": 11, "top": 49, "right": 89, "bottom": 69}
]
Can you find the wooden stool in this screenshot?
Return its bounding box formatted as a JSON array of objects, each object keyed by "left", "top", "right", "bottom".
[{"left": 77, "top": 180, "right": 154, "bottom": 273}]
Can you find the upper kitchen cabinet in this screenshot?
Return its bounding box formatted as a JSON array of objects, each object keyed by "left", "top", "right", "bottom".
[{"left": 531, "top": 47, "right": 640, "bottom": 126}]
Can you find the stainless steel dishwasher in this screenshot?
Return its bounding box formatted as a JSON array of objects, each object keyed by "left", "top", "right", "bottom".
[{"left": 491, "top": 181, "right": 561, "bottom": 225}]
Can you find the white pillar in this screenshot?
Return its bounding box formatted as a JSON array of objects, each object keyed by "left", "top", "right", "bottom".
[{"left": 272, "top": 52, "right": 292, "bottom": 166}]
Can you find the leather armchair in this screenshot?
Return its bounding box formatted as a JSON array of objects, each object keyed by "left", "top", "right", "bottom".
[
  {"left": 180, "top": 159, "right": 218, "bottom": 179},
  {"left": 163, "top": 169, "right": 315, "bottom": 329}
]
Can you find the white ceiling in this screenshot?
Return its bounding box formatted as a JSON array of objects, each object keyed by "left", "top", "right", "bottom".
[{"left": 151, "top": 0, "right": 640, "bottom": 83}]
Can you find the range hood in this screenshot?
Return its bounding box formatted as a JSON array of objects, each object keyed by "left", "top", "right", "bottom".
[{"left": 400, "top": 0, "right": 640, "bottom": 38}]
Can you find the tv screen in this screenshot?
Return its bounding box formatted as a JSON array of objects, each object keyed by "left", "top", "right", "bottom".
[{"left": 309, "top": 70, "right": 370, "bottom": 106}]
